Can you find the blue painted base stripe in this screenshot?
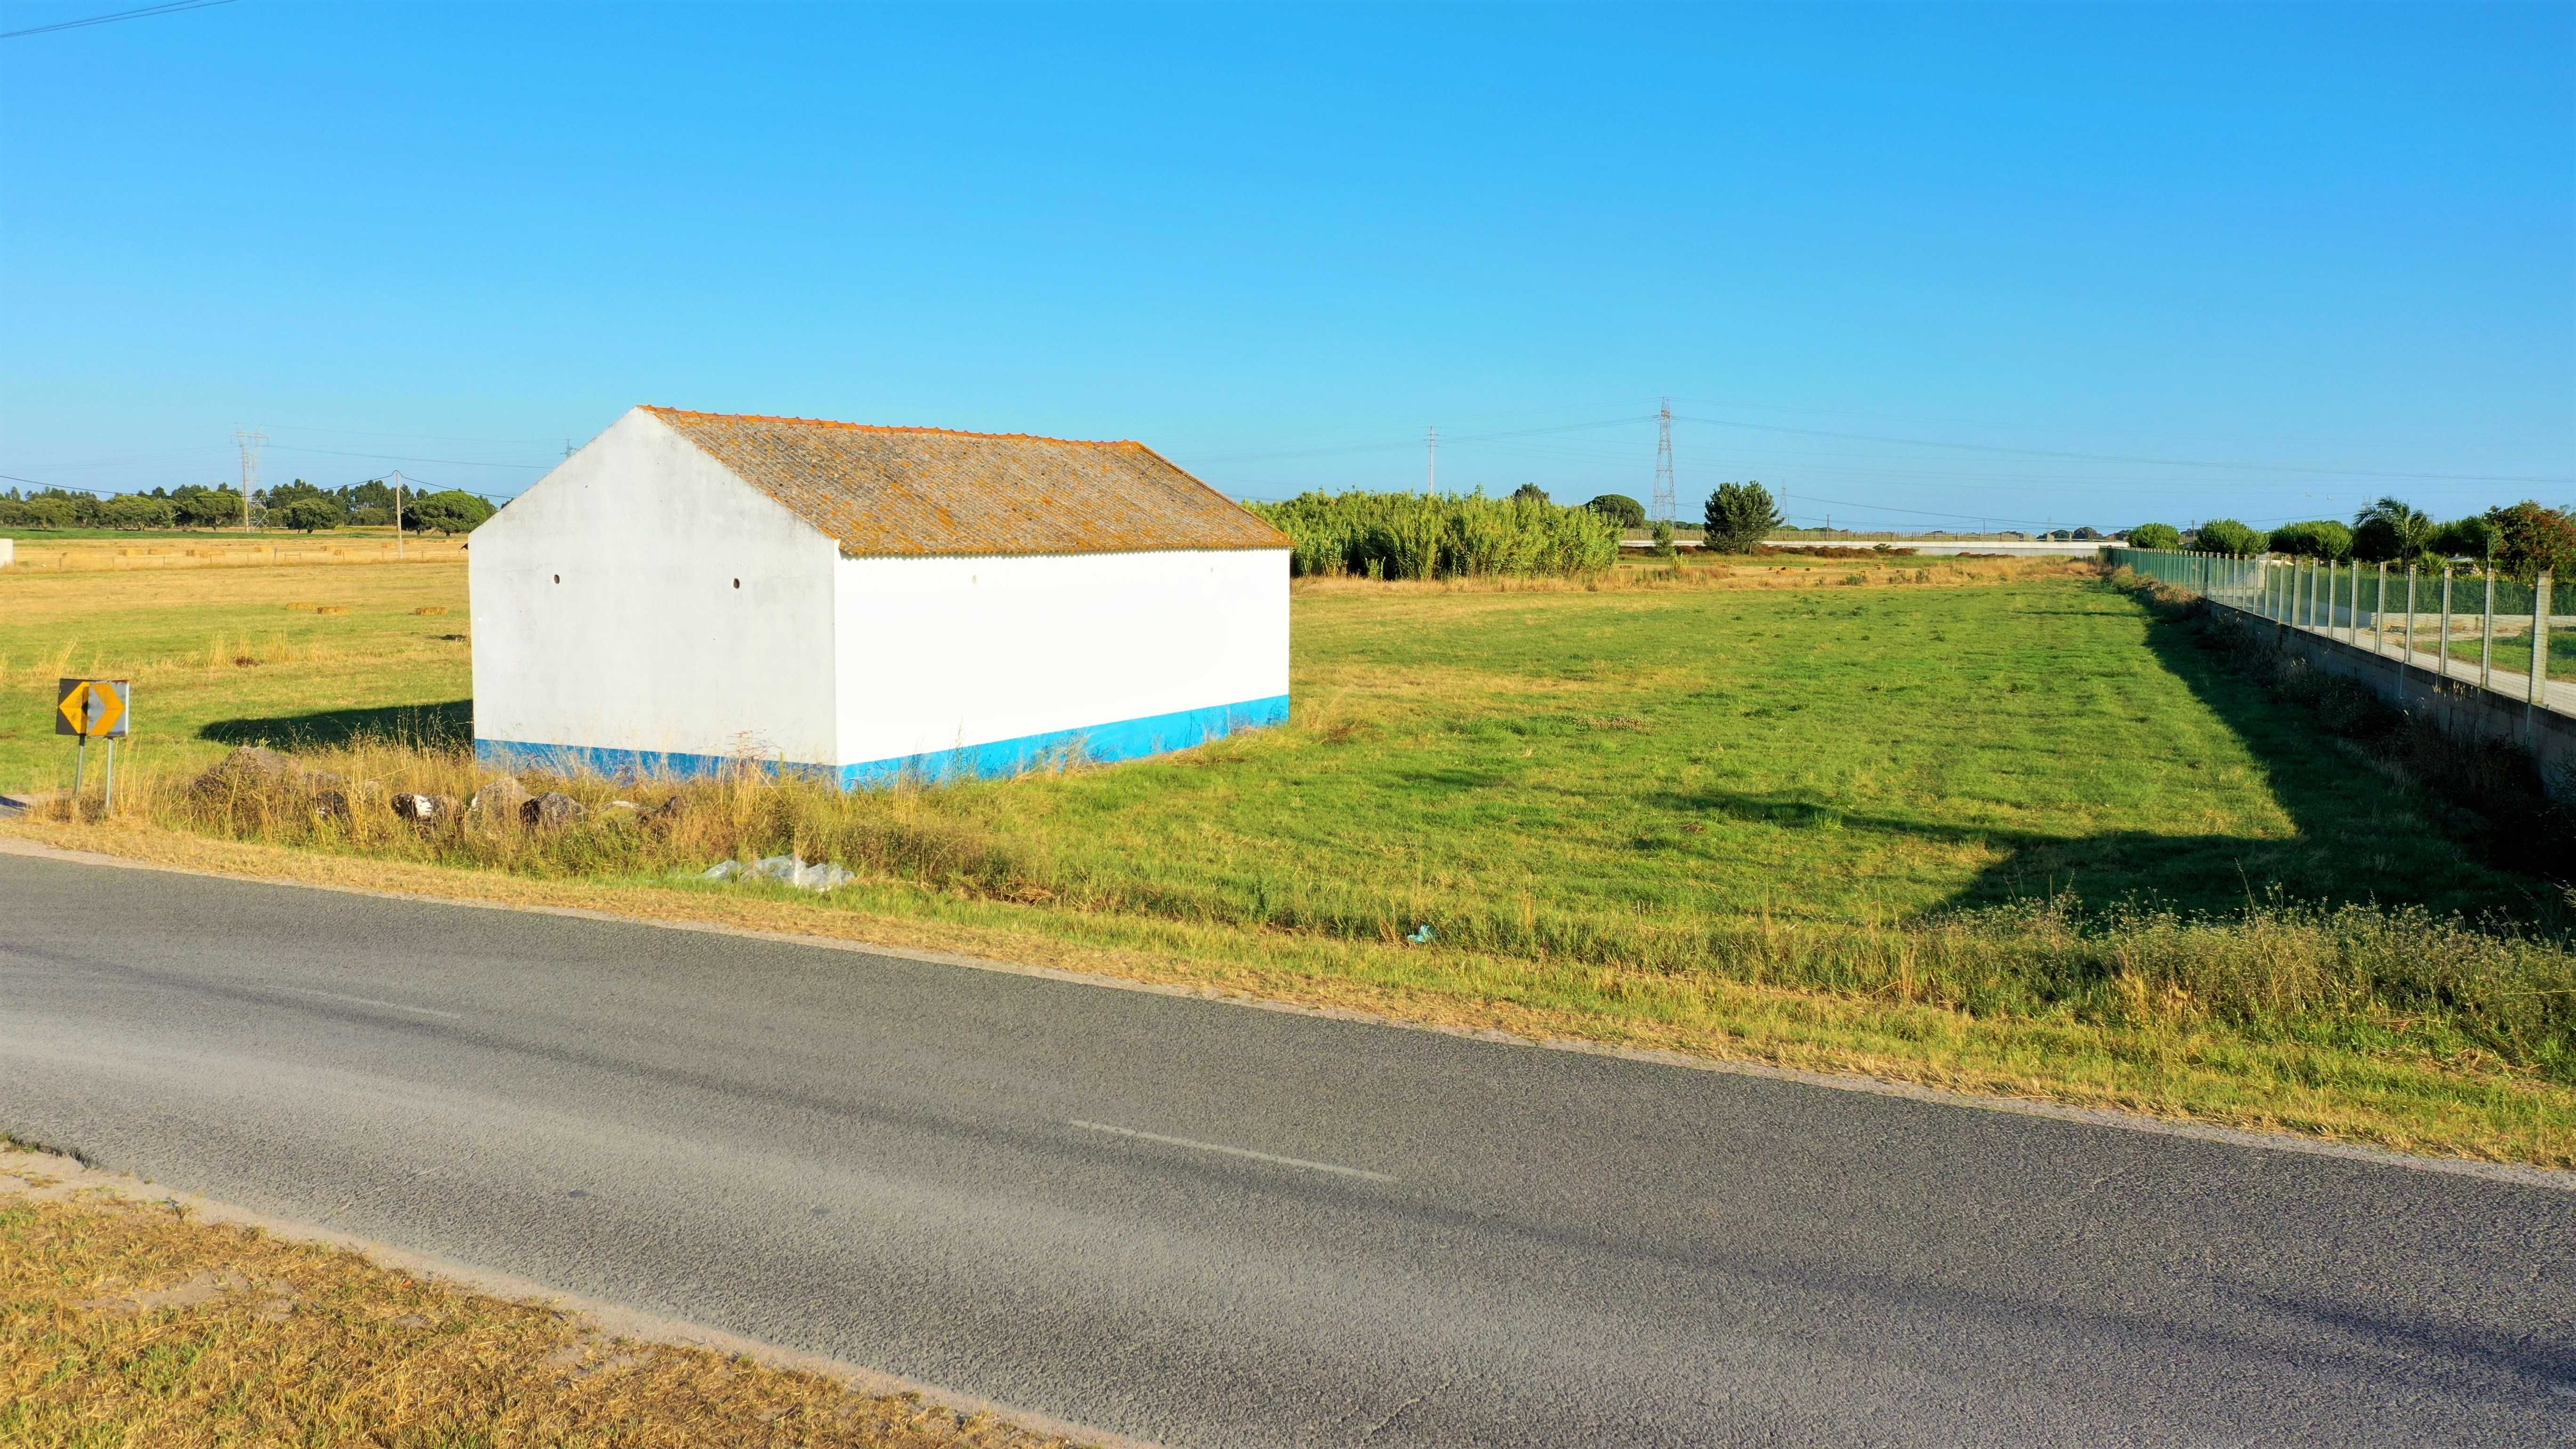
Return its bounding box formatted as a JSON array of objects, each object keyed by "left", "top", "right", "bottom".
[
  {"left": 471, "top": 739, "right": 827, "bottom": 781},
  {"left": 472, "top": 693, "right": 1291, "bottom": 788},
  {"left": 839, "top": 693, "right": 1289, "bottom": 787}
]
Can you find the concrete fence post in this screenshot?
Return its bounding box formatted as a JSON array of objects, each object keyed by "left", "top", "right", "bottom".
[
  {"left": 2533, "top": 570, "right": 2554, "bottom": 710},
  {"left": 2375, "top": 562, "right": 2389, "bottom": 652},
  {"left": 2391, "top": 564, "right": 2411, "bottom": 670},
  {"left": 2439, "top": 564, "right": 2453, "bottom": 688},
  {"left": 2482, "top": 566, "right": 2496, "bottom": 692}
]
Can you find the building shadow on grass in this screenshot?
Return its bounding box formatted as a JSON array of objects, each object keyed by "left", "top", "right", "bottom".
[{"left": 200, "top": 700, "right": 472, "bottom": 752}]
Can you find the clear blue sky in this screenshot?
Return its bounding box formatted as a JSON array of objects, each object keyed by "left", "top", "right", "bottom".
[{"left": 3, "top": 0, "right": 2569, "bottom": 532}]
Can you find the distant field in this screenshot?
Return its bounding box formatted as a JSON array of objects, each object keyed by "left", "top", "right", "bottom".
[
  {"left": 2, "top": 529, "right": 464, "bottom": 574},
  {"left": 0, "top": 560, "right": 470, "bottom": 791}
]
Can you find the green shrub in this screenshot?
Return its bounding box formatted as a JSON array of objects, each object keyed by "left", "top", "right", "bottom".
[
  {"left": 276, "top": 498, "right": 341, "bottom": 532},
  {"left": 2191, "top": 518, "right": 2268, "bottom": 555},
  {"left": 2485, "top": 500, "right": 2576, "bottom": 582},
  {"left": 2429, "top": 515, "right": 2497, "bottom": 559},
  {"left": 1586, "top": 493, "right": 1646, "bottom": 529},
  {"left": 2126, "top": 523, "right": 2182, "bottom": 551},
  {"left": 2268, "top": 520, "right": 2351, "bottom": 560},
  {"left": 406, "top": 490, "right": 495, "bottom": 536}
]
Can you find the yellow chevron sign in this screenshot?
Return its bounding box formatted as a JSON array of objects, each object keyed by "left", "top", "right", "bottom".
[{"left": 56, "top": 678, "right": 130, "bottom": 738}]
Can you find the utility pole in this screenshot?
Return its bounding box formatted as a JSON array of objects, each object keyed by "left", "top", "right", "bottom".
[
  {"left": 392, "top": 469, "right": 404, "bottom": 560},
  {"left": 232, "top": 428, "right": 265, "bottom": 530},
  {"left": 1651, "top": 398, "right": 1676, "bottom": 524},
  {"left": 1426, "top": 426, "right": 1437, "bottom": 497}
]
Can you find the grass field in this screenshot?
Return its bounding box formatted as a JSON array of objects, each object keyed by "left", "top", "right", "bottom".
[
  {"left": 0, "top": 560, "right": 470, "bottom": 792},
  {"left": 8, "top": 552, "right": 2574, "bottom": 1163},
  {"left": 0, "top": 1150, "right": 1077, "bottom": 1448}
]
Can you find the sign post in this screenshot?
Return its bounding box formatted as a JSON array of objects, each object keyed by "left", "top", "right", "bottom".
[{"left": 56, "top": 678, "right": 131, "bottom": 811}]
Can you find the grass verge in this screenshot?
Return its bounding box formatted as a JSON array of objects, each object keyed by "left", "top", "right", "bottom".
[{"left": 0, "top": 1151, "right": 1084, "bottom": 1448}]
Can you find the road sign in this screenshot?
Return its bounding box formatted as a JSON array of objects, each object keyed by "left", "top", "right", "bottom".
[{"left": 56, "top": 678, "right": 130, "bottom": 738}]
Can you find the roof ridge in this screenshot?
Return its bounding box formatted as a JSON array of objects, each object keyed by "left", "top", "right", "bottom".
[{"left": 641, "top": 405, "right": 1139, "bottom": 450}]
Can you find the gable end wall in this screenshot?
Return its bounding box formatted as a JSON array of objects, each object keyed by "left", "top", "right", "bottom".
[{"left": 470, "top": 409, "right": 840, "bottom": 772}]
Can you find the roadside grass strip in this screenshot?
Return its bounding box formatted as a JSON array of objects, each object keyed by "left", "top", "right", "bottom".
[{"left": 0, "top": 1154, "right": 1089, "bottom": 1449}]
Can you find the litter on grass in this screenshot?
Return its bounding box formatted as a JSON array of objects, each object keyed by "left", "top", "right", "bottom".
[{"left": 701, "top": 855, "right": 855, "bottom": 892}]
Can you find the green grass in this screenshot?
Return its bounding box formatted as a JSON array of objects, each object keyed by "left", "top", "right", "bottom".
[
  {"left": 1045, "top": 578, "right": 2522, "bottom": 927},
  {"left": 2445, "top": 628, "right": 2576, "bottom": 680},
  {"left": 3, "top": 562, "right": 2529, "bottom": 926},
  {"left": 0, "top": 562, "right": 470, "bottom": 793}
]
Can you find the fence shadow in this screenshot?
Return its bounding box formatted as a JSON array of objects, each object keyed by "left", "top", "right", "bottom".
[
  {"left": 200, "top": 700, "right": 472, "bottom": 752},
  {"left": 1658, "top": 582, "right": 2543, "bottom": 921}
]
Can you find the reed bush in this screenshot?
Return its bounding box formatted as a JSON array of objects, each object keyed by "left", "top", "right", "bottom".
[{"left": 1248, "top": 490, "right": 1619, "bottom": 579}]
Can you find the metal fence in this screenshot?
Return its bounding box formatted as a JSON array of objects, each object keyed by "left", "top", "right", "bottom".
[{"left": 2105, "top": 547, "right": 2566, "bottom": 710}]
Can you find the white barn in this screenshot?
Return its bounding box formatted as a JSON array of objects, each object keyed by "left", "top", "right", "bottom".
[{"left": 469, "top": 406, "right": 1290, "bottom": 785}]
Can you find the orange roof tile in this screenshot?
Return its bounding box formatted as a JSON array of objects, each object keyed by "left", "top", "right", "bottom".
[{"left": 641, "top": 407, "right": 1288, "bottom": 558}]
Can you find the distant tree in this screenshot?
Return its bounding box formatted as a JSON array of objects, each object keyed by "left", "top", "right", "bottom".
[
  {"left": 405, "top": 490, "right": 495, "bottom": 535},
  {"left": 276, "top": 497, "right": 341, "bottom": 532},
  {"left": 1701, "top": 480, "right": 1783, "bottom": 554},
  {"left": 1586, "top": 493, "right": 1647, "bottom": 529},
  {"left": 2070, "top": 525, "right": 2100, "bottom": 540},
  {"left": 98, "top": 493, "right": 176, "bottom": 530},
  {"left": 1649, "top": 520, "right": 1678, "bottom": 558},
  {"left": 2350, "top": 497, "right": 2435, "bottom": 563},
  {"left": 2192, "top": 519, "right": 2268, "bottom": 555},
  {"left": 264, "top": 478, "right": 338, "bottom": 512},
  {"left": 20, "top": 496, "right": 76, "bottom": 529},
  {"left": 1511, "top": 483, "right": 1549, "bottom": 505},
  {"left": 2485, "top": 501, "right": 2576, "bottom": 582},
  {"left": 2428, "top": 514, "right": 2497, "bottom": 559},
  {"left": 2267, "top": 519, "right": 2352, "bottom": 560},
  {"left": 2127, "top": 523, "right": 2183, "bottom": 551}
]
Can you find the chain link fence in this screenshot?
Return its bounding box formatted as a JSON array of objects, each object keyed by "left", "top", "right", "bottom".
[{"left": 2106, "top": 547, "right": 2569, "bottom": 712}]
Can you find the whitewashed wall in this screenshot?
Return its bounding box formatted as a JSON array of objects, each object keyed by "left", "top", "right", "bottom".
[
  {"left": 470, "top": 409, "right": 842, "bottom": 771},
  {"left": 831, "top": 547, "right": 1289, "bottom": 780}
]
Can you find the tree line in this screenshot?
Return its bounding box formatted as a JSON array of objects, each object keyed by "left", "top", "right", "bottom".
[
  {"left": 0, "top": 479, "right": 495, "bottom": 535},
  {"left": 2134, "top": 498, "right": 2576, "bottom": 580}
]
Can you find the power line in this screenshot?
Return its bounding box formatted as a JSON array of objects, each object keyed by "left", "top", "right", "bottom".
[
  {"left": 1672, "top": 413, "right": 2572, "bottom": 486},
  {"left": 1, "top": 0, "right": 235, "bottom": 42},
  {"left": 263, "top": 443, "right": 551, "bottom": 470},
  {"left": 1179, "top": 414, "right": 1653, "bottom": 467}
]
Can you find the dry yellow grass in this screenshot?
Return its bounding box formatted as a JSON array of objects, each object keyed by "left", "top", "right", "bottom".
[
  {"left": 0, "top": 1151, "right": 1090, "bottom": 1449},
  {"left": 2, "top": 532, "right": 467, "bottom": 574}
]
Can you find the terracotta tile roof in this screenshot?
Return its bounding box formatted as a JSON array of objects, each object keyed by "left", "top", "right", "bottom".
[{"left": 641, "top": 407, "right": 1288, "bottom": 558}]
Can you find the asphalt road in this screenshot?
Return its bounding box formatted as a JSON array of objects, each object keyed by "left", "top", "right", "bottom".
[{"left": 3, "top": 851, "right": 2570, "bottom": 1448}]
